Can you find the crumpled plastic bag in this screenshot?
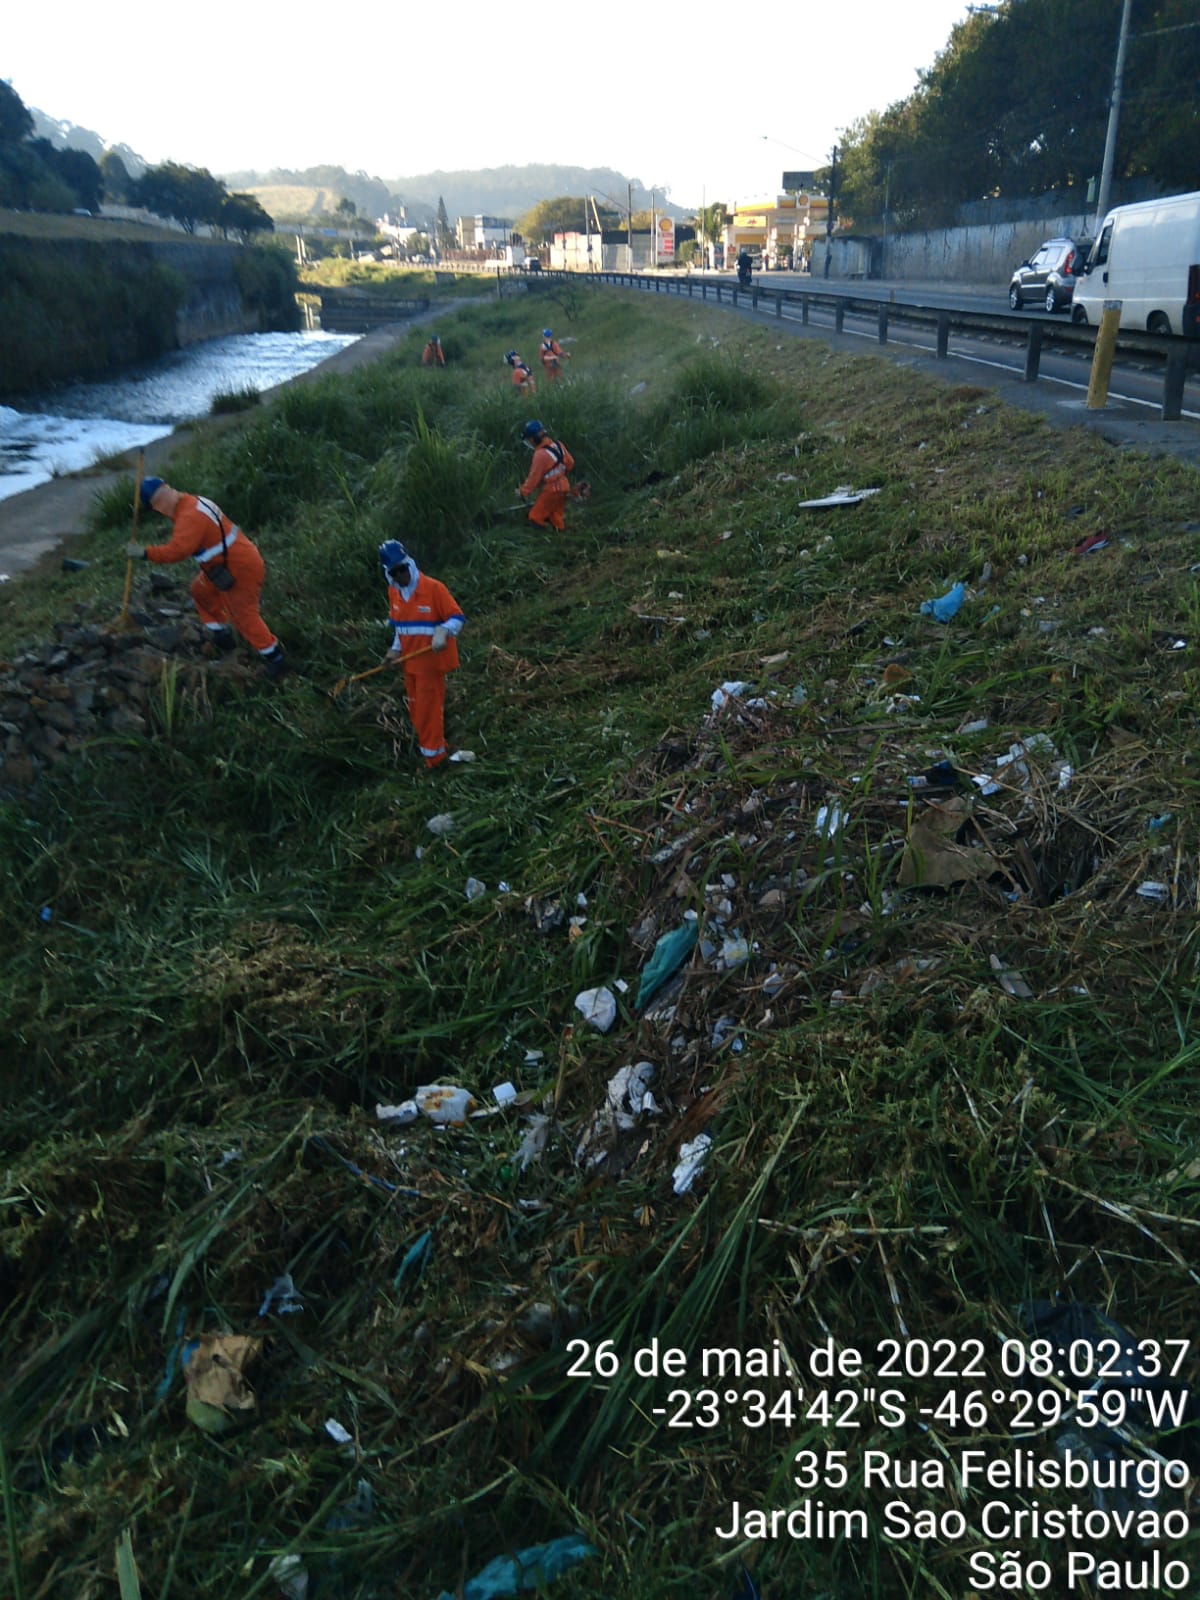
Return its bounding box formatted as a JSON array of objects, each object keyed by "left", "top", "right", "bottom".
[
  {"left": 636, "top": 921, "right": 698, "bottom": 1009},
  {"left": 574, "top": 987, "right": 617, "bottom": 1032},
  {"left": 433, "top": 1533, "right": 596, "bottom": 1599},
  {"left": 919, "top": 581, "right": 965, "bottom": 622}
]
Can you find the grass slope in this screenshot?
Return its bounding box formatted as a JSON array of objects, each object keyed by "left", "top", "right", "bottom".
[{"left": 2, "top": 287, "right": 1200, "bottom": 1599}]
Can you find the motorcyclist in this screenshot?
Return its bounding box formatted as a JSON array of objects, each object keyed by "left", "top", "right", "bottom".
[{"left": 736, "top": 249, "right": 752, "bottom": 288}]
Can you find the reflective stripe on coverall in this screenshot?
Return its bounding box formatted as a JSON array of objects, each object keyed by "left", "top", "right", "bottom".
[{"left": 144, "top": 494, "right": 278, "bottom": 654}]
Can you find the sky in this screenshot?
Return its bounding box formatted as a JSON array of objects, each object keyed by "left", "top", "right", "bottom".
[{"left": 6, "top": 0, "right": 974, "bottom": 207}]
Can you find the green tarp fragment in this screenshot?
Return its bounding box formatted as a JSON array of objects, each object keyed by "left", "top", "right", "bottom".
[{"left": 636, "top": 920, "right": 699, "bottom": 1009}]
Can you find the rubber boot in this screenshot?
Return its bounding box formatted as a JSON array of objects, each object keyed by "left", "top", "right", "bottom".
[
  {"left": 262, "top": 645, "right": 289, "bottom": 681},
  {"left": 202, "top": 625, "right": 236, "bottom": 659}
]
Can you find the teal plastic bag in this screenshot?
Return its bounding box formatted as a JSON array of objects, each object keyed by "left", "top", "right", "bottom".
[
  {"left": 636, "top": 921, "right": 699, "bottom": 1009},
  {"left": 435, "top": 1534, "right": 596, "bottom": 1599}
]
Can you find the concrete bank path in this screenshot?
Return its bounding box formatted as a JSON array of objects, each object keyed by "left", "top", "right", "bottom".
[{"left": 0, "top": 323, "right": 414, "bottom": 583}]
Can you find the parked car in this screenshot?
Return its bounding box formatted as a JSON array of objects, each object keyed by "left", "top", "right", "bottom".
[
  {"left": 1071, "top": 190, "right": 1200, "bottom": 336},
  {"left": 1008, "top": 238, "right": 1089, "bottom": 313}
]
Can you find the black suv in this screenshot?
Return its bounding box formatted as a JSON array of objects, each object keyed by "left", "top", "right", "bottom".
[{"left": 1008, "top": 237, "right": 1089, "bottom": 313}]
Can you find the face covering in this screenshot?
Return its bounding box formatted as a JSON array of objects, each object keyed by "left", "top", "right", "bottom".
[{"left": 388, "top": 562, "right": 412, "bottom": 588}]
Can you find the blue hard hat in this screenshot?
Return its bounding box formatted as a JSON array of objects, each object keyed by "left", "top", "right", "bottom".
[
  {"left": 504, "top": 350, "right": 517, "bottom": 364},
  {"left": 139, "top": 476, "right": 164, "bottom": 509},
  {"left": 521, "top": 419, "right": 546, "bottom": 442},
  {"left": 543, "top": 328, "right": 553, "bottom": 337},
  {"left": 379, "top": 539, "right": 410, "bottom": 575}
]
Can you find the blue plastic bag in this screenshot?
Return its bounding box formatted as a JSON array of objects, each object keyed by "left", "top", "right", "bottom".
[
  {"left": 919, "top": 581, "right": 965, "bottom": 622},
  {"left": 434, "top": 1534, "right": 596, "bottom": 1599},
  {"left": 636, "top": 921, "right": 699, "bottom": 1009}
]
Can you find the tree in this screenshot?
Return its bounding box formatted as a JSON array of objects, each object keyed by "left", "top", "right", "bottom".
[
  {"left": 516, "top": 196, "right": 619, "bottom": 241},
  {"left": 100, "top": 150, "right": 136, "bottom": 205},
  {"left": 220, "top": 192, "right": 275, "bottom": 243},
  {"left": 136, "top": 162, "right": 227, "bottom": 234},
  {"left": 335, "top": 196, "right": 357, "bottom": 221},
  {"left": 0, "top": 79, "right": 34, "bottom": 146},
  {"left": 435, "top": 195, "right": 452, "bottom": 253}
]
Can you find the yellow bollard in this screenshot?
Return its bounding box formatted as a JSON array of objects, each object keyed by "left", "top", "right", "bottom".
[{"left": 1086, "top": 302, "right": 1122, "bottom": 410}]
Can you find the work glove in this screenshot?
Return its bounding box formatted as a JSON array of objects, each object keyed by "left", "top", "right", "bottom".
[
  {"left": 385, "top": 649, "right": 405, "bottom": 669},
  {"left": 431, "top": 626, "right": 449, "bottom": 653},
  {"left": 126, "top": 543, "right": 146, "bottom": 559}
]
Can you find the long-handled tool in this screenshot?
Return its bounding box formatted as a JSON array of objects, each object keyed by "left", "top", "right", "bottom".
[
  {"left": 329, "top": 641, "right": 437, "bottom": 700},
  {"left": 116, "top": 450, "right": 145, "bottom": 630}
]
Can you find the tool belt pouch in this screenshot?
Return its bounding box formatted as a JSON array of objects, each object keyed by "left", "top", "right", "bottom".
[{"left": 206, "top": 563, "right": 236, "bottom": 592}]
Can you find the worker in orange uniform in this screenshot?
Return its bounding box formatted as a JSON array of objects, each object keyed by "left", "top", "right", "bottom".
[
  {"left": 421, "top": 333, "right": 446, "bottom": 366},
  {"left": 518, "top": 419, "right": 576, "bottom": 532},
  {"left": 379, "top": 539, "right": 465, "bottom": 769},
  {"left": 504, "top": 350, "right": 536, "bottom": 394},
  {"left": 539, "top": 328, "right": 570, "bottom": 381},
  {"left": 129, "top": 478, "right": 287, "bottom": 678}
]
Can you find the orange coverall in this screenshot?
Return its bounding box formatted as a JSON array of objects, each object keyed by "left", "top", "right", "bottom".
[
  {"left": 520, "top": 438, "right": 575, "bottom": 531},
  {"left": 540, "top": 336, "right": 567, "bottom": 379},
  {"left": 422, "top": 340, "right": 445, "bottom": 366},
  {"left": 510, "top": 358, "right": 536, "bottom": 393},
  {"left": 144, "top": 494, "right": 278, "bottom": 654},
  {"left": 387, "top": 568, "right": 465, "bottom": 767}
]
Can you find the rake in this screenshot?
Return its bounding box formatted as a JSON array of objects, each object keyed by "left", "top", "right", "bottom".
[{"left": 329, "top": 641, "right": 436, "bottom": 699}]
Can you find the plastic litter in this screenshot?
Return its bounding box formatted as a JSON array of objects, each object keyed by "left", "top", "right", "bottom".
[
  {"left": 574, "top": 986, "right": 617, "bottom": 1032},
  {"left": 577, "top": 1062, "right": 660, "bottom": 1166},
  {"left": 1136, "top": 881, "right": 1170, "bottom": 903},
  {"left": 720, "top": 934, "right": 751, "bottom": 968},
  {"left": 1073, "top": 533, "right": 1109, "bottom": 556},
  {"left": 377, "top": 1100, "right": 420, "bottom": 1126},
  {"left": 673, "top": 1133, "right": 713, "bottom": 1195},
  {"left": 394, "top": 1229, "right": 432, "bottom": 1291},
  {"left": 813, "top": 803, "right": 846, "bottom": 839},
  {"left": 269, "top": 1552, "right": 309, "bottom": 1600},
  {"left": 919, "top": 581, "right": 965, "bottom": 622},
  {"left": 426, "top": 813, "right": 455, "bottom": 837},
  {"left": 415, "top": 1084, "right": 478, "bottom": 1123},
  {"left": 797, "top": 486, "right": 881, "bottom": 508},
  {"left": 636, "top": 920, "right": 699, "bottom": 1009},
  {"left": 447, "top": 749, "right": 476, "bottom": 763},
  {"left": 258, "top": 1273, "right": 304, "bottom": 1317},
  {"left": 711, "top": 680, "right": 751, "bottom": 711},
  {"left": 492, "top": 1080, "right": 518, "bottom": 1106},
  {"left": 990, "top": 953, "right": 1035, "bottom": 999},
  {"left": 516, "top": 1114, "right": 550, "bottom": 1170},
  {"left": 465, "top": 877, "right": 487, "bottom": 901},
  {"left": 1148, "top": 814, "right": 1172, "bottom": 833},
  {"left": 324, "top": 1418, "right": 353, "bottom": 1444},
  {"left": 1020, "top": 1300, "right": 1198, "bottom": 1514},
  {"left": 433, "top": 1533, "right": 596, "bottom": 1599}
]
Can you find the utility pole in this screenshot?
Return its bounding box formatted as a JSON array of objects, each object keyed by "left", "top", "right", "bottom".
[
  {"left": 651, "top": 189, "right": 657, "bottom": 269},
  {"left": 628, "top": 182, "right": 633, "bottom": 271},
  {"left": 1095, "top": 0, "right": 1134, "bottom": 227},
  {"left": 823, "top": 145, "right": 838, "bottom": 279}
]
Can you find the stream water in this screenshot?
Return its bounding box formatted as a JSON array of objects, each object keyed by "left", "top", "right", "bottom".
[{"left": 0, "top": 329, "right": 361, "bottom": 503}]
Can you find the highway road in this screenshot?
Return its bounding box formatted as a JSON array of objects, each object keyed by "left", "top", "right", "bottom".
[{"left": 702, "top": 272, "right": 1200, "bottom": 425}]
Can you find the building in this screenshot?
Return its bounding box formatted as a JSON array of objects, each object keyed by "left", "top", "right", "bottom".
[
  {"left": 456, "top": 214, "right": 513, "bottom": 251},
  {"left": 550, "top": 227, "right": 695, "bottom": 273},
  {"left": 723, "top": 192, "right": 834, "bottom": 268}
]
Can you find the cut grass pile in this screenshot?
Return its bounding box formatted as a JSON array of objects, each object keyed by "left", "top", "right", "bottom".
[{"left": 3, "top": 287, "right": 1200, "bottom": 1599}]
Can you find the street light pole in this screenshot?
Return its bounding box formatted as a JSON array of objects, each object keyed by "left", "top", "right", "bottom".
[
  {"left": 823, "top": 145, "right": 838, "bottom": 279},
  {"left": 1095, "top": 0, "right": 1134, "bottom": 227}
]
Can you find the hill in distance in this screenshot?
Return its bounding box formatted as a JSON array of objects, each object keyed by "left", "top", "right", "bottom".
[{"left": 222, "top": 163, "right": 691, "bottom": 227}]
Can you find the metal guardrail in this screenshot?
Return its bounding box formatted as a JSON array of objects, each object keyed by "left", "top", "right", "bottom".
[{"left": 500, "top": 268, "right": 1200, "bottom": 423}]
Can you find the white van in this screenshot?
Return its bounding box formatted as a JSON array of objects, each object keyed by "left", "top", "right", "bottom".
[{"left": 1071, "top": 190, "right": 1200, "bottom": 337}]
